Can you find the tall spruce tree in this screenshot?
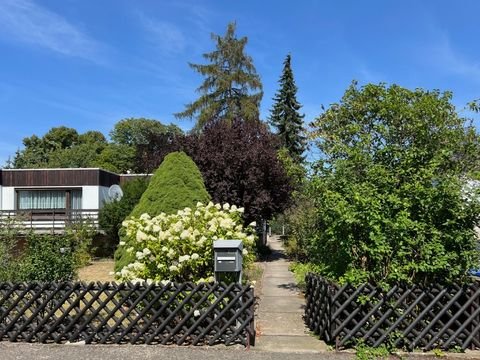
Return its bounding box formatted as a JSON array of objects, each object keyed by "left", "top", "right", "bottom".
[
  {"left": 175, "top": 22, "right": 263, "bottom": 128},
  {"left": 269, "top": 54, "right": 306, "bottom": 161}
]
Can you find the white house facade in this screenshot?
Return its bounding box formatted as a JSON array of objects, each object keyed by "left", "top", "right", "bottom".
[{"left": 0, "top": 168, "right": 121, "bottom": 232}]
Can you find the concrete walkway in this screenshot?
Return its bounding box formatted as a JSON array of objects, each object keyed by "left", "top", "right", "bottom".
[{"left": 254, "top": 235, "right": 327, "bottom": 353}]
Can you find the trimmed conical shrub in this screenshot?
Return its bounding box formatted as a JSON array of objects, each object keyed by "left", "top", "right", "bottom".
[
  {"left": 130, "top": 151, "right": 210, "bottom": 217},
  {"left": 114, "top": 152, "right": 210, "bottom": 271}
]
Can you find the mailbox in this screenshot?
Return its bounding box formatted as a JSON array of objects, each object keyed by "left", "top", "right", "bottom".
[{"left": 214, "top": 240, "right": 243, "bottom": 272}]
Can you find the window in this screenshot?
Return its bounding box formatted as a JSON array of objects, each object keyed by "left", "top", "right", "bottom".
[{"left": 17, "top": 190, "right": 82, "bottom": 210}]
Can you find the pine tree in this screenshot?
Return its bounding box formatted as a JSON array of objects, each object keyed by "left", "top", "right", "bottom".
[
  {"left": 269, "top": 54, "right": 306, "bottom": 161},
  {"left": 175, "top": 22, "right": 263, "bottom": 128}
]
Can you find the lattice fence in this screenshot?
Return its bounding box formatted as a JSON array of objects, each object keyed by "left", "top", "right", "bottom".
[
  {"left": 0, "top": 281, "right": 255, "bottom": 346},
  {"left": 305, "top": 274, "right": 480, "bottom": 351}
]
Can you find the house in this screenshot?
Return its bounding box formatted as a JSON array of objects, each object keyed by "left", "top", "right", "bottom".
[{"left": 0, "top": 168, "right": 122, "bottom": 232}]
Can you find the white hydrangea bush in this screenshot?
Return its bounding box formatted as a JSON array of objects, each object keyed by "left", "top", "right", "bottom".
[{"left": 116, "top": 202, "right": 256, "bottom": 283}]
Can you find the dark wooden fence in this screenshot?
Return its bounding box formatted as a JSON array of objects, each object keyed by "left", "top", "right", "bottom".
[
  {"left": 0, "top": 281, "right": 255, "bottom": 346},
  {"left": 305, "top": 274, "right": 480, "bottom": 351}
]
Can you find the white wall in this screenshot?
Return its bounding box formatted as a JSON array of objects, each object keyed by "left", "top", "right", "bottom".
[
  {"left": 82, "top": 186, "right": 100, "bottom": 209},
  {"left": 1, "top": 187, "right": 15, "bottom": 210}
]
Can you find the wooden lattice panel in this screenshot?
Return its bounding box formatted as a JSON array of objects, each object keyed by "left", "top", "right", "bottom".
[
  {"left": 0, "top": 281, "right": 255, "bottom": 346},
  {"left": 305, "top": 274, "right": 480, "bottom": 351}
]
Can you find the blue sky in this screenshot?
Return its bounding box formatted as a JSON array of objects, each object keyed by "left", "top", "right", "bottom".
[{"left": 1, "top": 0, "right": 479, "bottom": 165}]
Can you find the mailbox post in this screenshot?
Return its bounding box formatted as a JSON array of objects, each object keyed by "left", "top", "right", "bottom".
[{"left": 213, "top": 240, "right": 243, "bottom": 284}]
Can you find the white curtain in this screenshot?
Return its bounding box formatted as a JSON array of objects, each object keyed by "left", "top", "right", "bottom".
[
  {"left": 71, "top": 190, "right": 82, "bottom": 209},
  {"left": 18, "top": 190, "right": 66, "bottom": 210}
]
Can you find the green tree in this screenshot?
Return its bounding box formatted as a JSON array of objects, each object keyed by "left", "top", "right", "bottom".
[
  {"left": 13, "top": 126, "right": 81, "bottom": 168},
  {"left": 110, "top": 118, "right": 182, "bottom": 147},
  {"left": 175, "top": 22, "right": 263, "bottom": 128},
  {"left": 305, "top": 82, "right": 480, "bottom": 286},
  {"left": 269, "top": 54, "right": 306, "bottom": 162},
  {"left": 94, "top": 144, "right": 136, "bottom": 173}
]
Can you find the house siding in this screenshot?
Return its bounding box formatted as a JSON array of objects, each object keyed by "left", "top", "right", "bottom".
[{"left": 0, "top": 169, "right": 119, "bottom": 187}]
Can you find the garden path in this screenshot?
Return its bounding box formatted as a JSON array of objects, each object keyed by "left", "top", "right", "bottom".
[{"left": 254, "top": 235, "right": 327, "bottom": 353}]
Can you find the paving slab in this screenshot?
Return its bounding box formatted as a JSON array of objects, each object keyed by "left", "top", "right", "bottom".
[
  {"left": 255, "top": 235, "right": 328, "bottom": 352},
  {"left": 256, "top": 312, "right": 309, "bottom": 335},
  {"left": 254, "top": 335, "right": 329, "bottom": 353},
  {"left": 258, "top": 296, "right": 304, "bottom": 313}
]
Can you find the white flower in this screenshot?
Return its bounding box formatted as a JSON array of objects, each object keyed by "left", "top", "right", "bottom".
[
  {"left": 153, "top": 225, "right": 161, "bottom": 232},
  {"left": 194, "top": 310, "right": 201, "bottom": 317},
  {"left": 215, "top": 203, "right": 222, "bottom": 210},
  {"left": 135, "top": 251, "right": 144, "bottom": 260},
  {"left": 230, "top": 204, "right": 238, "bottom": 212},
  {"left": 169, "top": 265, "right": 178, "bottom": 272},
  {"left": 136, "top": 230, "right": 148, "bottom": 242},
  {"left": 196, "top": 202, "right": 204, "bottom": 208},
  {"left": 179, "top": 255, "right": 191, "bottom": 263},
  {"left": 191, "top": 253, "right": 199, "bottom": 260},
  {"left": 143, "top": 248, "right": 151, "bottom": 255},
  {"left": 222, "top": 203, "right": 230, "bottom": 210},
  {"left": 139, "top": 213, "right": 151, "bottom": 221},
  {"left": 242, "top": 249, "right": 248, "bottom": 255},
  {"left": 238, "top": 207, "right": 245, "bottom": 213},
  {"left": 194, "top": 210, "right": 201, "bottom": 217},
  {"left": 248, "top": 221, "right": 256, "bottom": 228},
  {"left": 119, "top": 241, "right": 126, "bottom": 246},
  {"left": 220, "top": 218, "right": 234, "bottom": 230},
  {"left": 180, "top": 230, "right": 190, "bottom": 240}
]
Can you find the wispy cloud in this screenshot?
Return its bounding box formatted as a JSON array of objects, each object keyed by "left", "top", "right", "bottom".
[
  {"left": 138, "top": 14, "right": 187, "bottom": 55},
  {"left": 0, "top": 0, "right": 103, "bottom": 62},
  {"left": 427, "top": 29, "right": 480, "bottom": 81}
]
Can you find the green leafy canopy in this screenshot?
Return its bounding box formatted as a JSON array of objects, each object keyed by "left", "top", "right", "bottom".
[{"left": 306, "top": 82, "right": 480, "bottom": 286}]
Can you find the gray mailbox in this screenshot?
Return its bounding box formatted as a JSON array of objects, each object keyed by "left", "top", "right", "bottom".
[{"left": 213, "top": 240, "right": 243, "bottom": 283}]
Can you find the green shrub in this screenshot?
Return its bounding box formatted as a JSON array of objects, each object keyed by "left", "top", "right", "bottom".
[
  {"left": 304, "top": 83, "right": 480, "bottom": 286},
  {"left": 19, "top": 233, "right": 76, "bottom": 282},
  {"left": 130, "top": 152, "right": 210, "bottom": 217},
  {"left": 115, "top": 152, "right": 210, "bottom": 272},
  {"left": 0, "top": 218, "right": 95, "bottom": 282},
  {"left": 99, "top": 177, "right": 149, "bottom": 245},
  {"left": 0, "top": 219, "right": 20, "bottom": 281}
]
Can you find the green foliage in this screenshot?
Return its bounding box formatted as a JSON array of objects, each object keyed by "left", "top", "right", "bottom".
[
  {"left": 283, "top": 197, "right": 317, "bottom": 262},
  {"left": 94, "top": 143, "right": 136, "bottom": 173},
  {"left": 0, "top": 218, "right": 21, "bottom": 281},
  {"left": 303, "top": 82, "right": 480, "bottom": 286},
  {"left": 269, "top": 54, "right": 306, "bottom": 162},
  {"left": 110, "top": 118, "right": 182, "bottom": 147},
  {"left": 130, "top": 152, "right": 210, "bottom": 217},
  {"left": 355, "top": 341, "right": 391, "bottom": 360},
  {"left": 277, "top": 147, "right": 307, "bottom": 194},
  {"left": 175, "top": 22, "right": 263, "bottom": 128},
  {"left": 18, "top": 233, "right": 76, "bottom": 282},
  {"left": 289, "top": 262, "right": 325, "bottom": 290},
  {"left": 10, "top": 119, "right": 178, "bottom": 172},
  {"left": 99, "top": 177, "right": 149, "bottom": 243},
  {"left": 0, "top": 219, "right": 95, "bottom": 282}
]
